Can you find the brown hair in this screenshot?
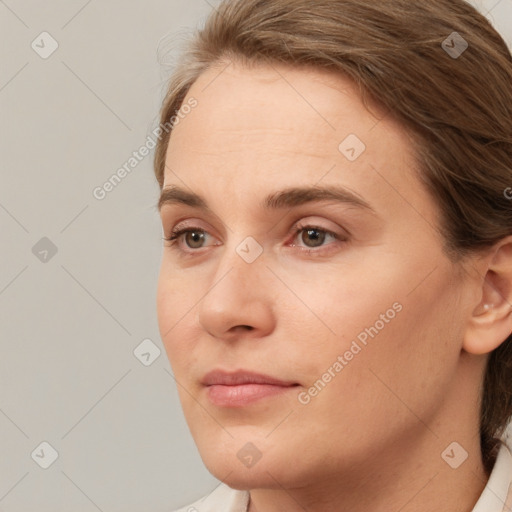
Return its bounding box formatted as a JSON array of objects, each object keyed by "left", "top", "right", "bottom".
[{"left": 154, "top": 0, "right": 512, "bottom": 474}]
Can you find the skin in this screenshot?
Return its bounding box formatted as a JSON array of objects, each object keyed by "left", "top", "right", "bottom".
[{"left": 156, "top": 60, "right": 512, "bottom": 512}]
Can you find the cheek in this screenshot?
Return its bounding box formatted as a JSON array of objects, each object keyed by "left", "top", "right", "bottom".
[
  {"left": 276, "top": 262, "right": 404, "bottom": 362},
  {"left": 285, "top": 256, "right": 462, "bottom": 392},
  {"left": 156, "top": 269, "right": 174, "bottom": 340},
  {"left": 295, "top": 269, "right": 463, "bottom": 439},
  {"left": 156, "top": 266, "right": 196, "bottom": 363}
]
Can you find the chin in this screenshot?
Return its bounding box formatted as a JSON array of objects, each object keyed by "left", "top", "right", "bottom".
[
  {"left": 195, "top": 436, "right": 306, "bottom": 491},
  {"left": 203, "top": 456, "right": 288, "bottom": 491}
]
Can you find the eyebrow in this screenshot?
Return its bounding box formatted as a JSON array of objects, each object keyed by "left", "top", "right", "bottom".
[{"left": 157, "top": 184, "right": 375, "bottom": 214}]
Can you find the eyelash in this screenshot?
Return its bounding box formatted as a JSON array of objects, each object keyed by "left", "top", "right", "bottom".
[{"left": 163, "top": 223, "right": 344, "bottom": 256}]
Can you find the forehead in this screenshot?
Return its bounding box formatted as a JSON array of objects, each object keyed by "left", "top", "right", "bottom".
[
  {"left": 162, "top": 61, "right": 436, "bottom": 226},
  {"left": 167, "top": 61, "right": 387, "bottom": 162}
]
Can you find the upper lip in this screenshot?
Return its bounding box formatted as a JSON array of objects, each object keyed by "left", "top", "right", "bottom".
[{"left": 201, "top": 369, "right": 298, "bottom": 387}]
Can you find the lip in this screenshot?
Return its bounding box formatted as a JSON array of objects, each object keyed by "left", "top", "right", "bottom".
[{"left": 202, "top": 369, "right": 299, "bottom": 407}]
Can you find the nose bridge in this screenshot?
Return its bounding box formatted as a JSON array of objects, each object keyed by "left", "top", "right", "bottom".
[
  {"left": 207, "top": 235, "right": 267, "bottom": 305},
  {"left": 197, "top": 236, "right": 275, "bottom": 337}
]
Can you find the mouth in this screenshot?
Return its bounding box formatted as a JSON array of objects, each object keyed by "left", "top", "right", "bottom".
[{"left": 201, "top": 369, "right": 300, "bottom": 407}]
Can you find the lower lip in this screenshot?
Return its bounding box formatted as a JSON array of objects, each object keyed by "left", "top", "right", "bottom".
[{"left": 205, "top": 383, "right": 296, "bottom": 407}]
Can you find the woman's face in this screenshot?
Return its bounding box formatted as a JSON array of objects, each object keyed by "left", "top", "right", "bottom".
[{"left": 156, "top": 61, "right": 478, "bottom": 489}]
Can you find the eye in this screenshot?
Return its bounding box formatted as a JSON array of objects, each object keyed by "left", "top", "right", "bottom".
[
  {"left": 163, "top": 222, "right": 346, "bottom": 255},
  {"left": 291, "top": 224, "right": 341, "bottom": 250},
  {"left": 164, "top": 227, "right": 217, "bottom": 250}
]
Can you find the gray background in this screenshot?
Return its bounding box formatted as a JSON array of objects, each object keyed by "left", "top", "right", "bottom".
[{"left": 0, "top": 1, "right": 511, "bottom": 510}]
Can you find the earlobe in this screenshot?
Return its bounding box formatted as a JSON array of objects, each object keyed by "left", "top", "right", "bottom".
[
  {"left": 463, "top": 237, "right": 512, "bottom": 356},
  {"left": 464, "top": 304, "right": 512, "bottom": 356}
]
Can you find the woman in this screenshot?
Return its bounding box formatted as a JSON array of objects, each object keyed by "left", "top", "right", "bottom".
[{"left": 154, "top": 0, "right": 512, "bottom": 510}]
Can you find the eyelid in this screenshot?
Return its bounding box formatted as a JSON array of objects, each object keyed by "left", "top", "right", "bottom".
[
  {"left": 167, "top": 218, "right": 220, "bottom": 240},
  {"left": 165, "top": 226, "right": 219, "bottom": 248},
  {"left": 290, "top": 216, "right": 348, "bottom": 239},
  {"left": 289, "top": 224, "right": 339, "bottom": 246},
  {"left": 164, "top": 217, "right": 348, "bottom": 256}
]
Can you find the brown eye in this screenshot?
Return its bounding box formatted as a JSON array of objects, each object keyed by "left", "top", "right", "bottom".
[
  {"left": 291, "top": 224, "right": 339, "bottom": 250},
  {"left": 184, "top": 231, "right": 206, "bottom": 249},
  {"left": 165, "top": 228, "right": 213, "bottom": 250},
  {"left": 301, "top": 228, "right": 327, "bottom": 248}
]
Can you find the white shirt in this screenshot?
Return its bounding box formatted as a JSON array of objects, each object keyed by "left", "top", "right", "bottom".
[{"left": 173, "top": 437, "right": 512, "bottom": 512}]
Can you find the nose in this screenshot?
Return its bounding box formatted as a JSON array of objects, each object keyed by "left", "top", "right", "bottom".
[{"left": 197, "top": 246, "right": 276, "bottom": 342}]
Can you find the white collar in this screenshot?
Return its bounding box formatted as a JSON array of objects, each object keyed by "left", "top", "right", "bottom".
[{"left": 471, "top": 439, "right": 512, "bottom": 512}]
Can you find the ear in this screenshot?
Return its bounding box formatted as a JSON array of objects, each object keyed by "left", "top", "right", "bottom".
[{"left": 463, "top": 236, "right": 512, "bottom": 355}]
